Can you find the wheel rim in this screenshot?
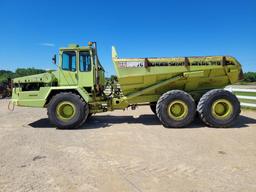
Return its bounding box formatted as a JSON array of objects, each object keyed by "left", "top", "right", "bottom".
[
  {"left": 167, "top": 100, "right": 188, "bottom": 120},
  {"left": 211, "top": 99, "right": 233, "bottom": 120},
  {"left": 56, "top": 101, "right": 76, "bottom": 121}
]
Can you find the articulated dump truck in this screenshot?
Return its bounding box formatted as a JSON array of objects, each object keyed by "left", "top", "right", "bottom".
[{"left": 11, "top": 42, "right": 243, "bottom": 128}]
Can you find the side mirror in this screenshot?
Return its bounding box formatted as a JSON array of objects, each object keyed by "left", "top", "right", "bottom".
[{"left": 52, "top": 54, "right": 56, "bottom": 64}]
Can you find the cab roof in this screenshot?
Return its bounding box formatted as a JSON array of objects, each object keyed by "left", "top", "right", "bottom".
[{"left": 59, "top": 44, "right": 92, "bottom": 51}]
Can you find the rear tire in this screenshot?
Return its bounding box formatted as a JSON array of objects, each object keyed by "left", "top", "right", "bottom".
[
  {"left": 47, "top": 92, "right": 88, "bottom": 129},
  {"left": 197, "top": 89, "right": 240, "bottom": 127},
  {"left": 156, "top": 90, "right": 196, "bottom": 128}
]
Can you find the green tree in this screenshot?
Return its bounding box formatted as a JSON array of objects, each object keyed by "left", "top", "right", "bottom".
[
  {"left": 243, "top": 72, "right": 256, "bottom": 82},
  {"left": 0, "top": 70, "right": 15, "bottom": 84},
  {"left": 15, "top": 68, "right": 46, "bottom": 77}
]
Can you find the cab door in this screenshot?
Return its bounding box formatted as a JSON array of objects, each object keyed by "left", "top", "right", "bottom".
[
  {"left": 77, "top": 50, "right": 94, "bottom": 89},
  {"left": 58, "top": 50, "right": 78, "bottom": 86}
]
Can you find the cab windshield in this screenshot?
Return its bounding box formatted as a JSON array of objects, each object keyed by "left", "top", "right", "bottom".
[
  {"left": 62, "top": 51, "right": 76, "bottom": 71},
  {"left": 79, "top": 51, "right": 91, "bottom": 72}
]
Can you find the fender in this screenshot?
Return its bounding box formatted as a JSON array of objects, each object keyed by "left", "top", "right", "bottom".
[{"left": 46, "top": 86, "right": 90, "bottom": 103}]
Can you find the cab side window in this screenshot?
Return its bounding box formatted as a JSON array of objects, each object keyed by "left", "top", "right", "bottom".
[
  {"left": 62, "top": 51, "right": 76, "bottom": 71},
  {"left": 79, "top": 52, "right": 91, "bottom": 72}
]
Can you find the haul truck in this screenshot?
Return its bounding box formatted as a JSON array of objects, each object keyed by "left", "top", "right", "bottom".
[{"left": 11, "top": 42, "right": 243, "bottom": 128}]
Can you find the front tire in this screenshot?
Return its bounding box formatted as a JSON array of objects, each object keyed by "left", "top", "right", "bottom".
[
  {"left": 47, "top": 92, "right": 89, "bottom": 129},
  {"left": 156, "top": 90, "right": 196, "bottom": 128},
  {"left": 197, "top": 89, "right": 240, "bottom": 127}
]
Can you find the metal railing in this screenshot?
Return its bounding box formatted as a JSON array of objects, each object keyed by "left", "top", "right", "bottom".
[{"left": 225, "top": 87, "right": 256, "bottom": 108}]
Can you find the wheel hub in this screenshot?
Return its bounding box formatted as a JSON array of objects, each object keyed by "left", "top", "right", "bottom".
[
  {"left": 211, "top": 99, "right": 233, "bottom": 120},
  {"left": 56, "top": 101, "right": 76, "bottom": 121},
  {"left": 168, "top": 100, "right": 188, "bottom": 120}
]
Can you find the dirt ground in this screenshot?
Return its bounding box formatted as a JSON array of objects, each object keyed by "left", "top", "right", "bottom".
[{"left": 0, "top": 99, "right": 256, "bottom": 192}]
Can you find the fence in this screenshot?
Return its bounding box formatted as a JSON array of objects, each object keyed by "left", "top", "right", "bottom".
[{"left": 225, "top": 87, "right": 256, "bottom": 109}]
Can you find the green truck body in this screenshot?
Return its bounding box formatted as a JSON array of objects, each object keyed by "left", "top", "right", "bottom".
[{"left": 11, "top": 42, "right": 243, "bottom": 128}]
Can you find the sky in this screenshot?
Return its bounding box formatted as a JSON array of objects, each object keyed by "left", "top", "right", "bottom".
[{"left": 0, "top": 0, "right": 255, "bottom": 76}]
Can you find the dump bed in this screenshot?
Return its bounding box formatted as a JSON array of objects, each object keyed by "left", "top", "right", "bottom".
[{"left": 112, "top": 47, "right": 243, "bottom": 103}]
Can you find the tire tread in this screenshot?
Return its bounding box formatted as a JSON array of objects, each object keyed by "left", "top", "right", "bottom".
[
  {"left": 197, "top": 89, "right": 240, "bottom": 128},
  {"left": 156, "top": 90, "right": 196, "bottom": 128},
  {"left": 47, "top": 92, "right": 88, "bottom": 129}
]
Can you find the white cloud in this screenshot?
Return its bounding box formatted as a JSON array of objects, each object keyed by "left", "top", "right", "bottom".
[{"left": 40, "top": 43, "right": 55, "bottom": 47}]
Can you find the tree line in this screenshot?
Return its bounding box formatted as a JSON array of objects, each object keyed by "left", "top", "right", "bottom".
[{"left": 243, "top": 72, "right": 256, "bottom": 82}]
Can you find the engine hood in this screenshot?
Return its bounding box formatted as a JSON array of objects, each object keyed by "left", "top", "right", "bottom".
[{"left": 13, "top": 71, "right": 57, "bottom": 84}]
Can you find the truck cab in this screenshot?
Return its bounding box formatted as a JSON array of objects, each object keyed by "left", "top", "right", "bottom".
[
  {"left": 57, "top": 43, "right": 105, "bottom": 93},
  {"left": 11, "top": 42, "right": 106, "bottom": 109}
]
